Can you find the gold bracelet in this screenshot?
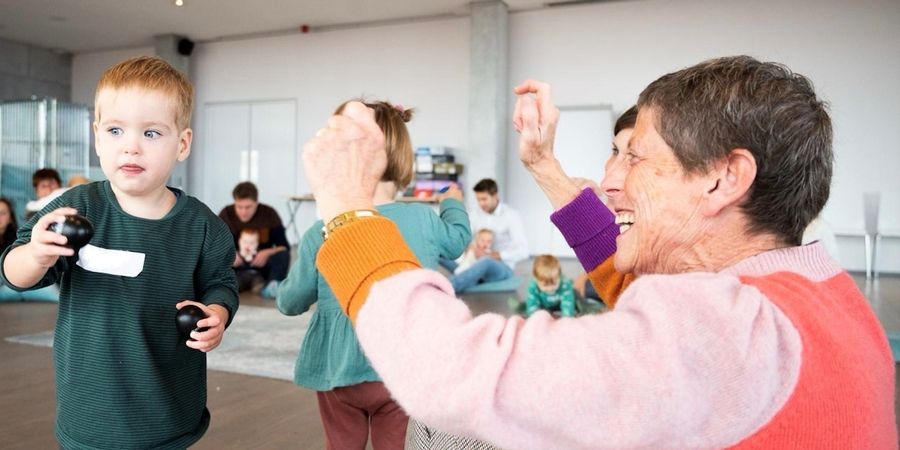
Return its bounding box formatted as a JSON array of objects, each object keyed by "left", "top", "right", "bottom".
[{"left": 321, "top": 209, "right": 381, "bottom": 240}]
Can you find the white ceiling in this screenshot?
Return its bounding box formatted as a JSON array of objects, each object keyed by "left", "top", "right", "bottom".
[{"left": 0, "top": 0, "right": 562, "bottom": 54}]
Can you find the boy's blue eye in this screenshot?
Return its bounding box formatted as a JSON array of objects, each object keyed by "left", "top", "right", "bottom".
[
  {"left": 144, "top": 130, "right": 161, "bottom": 139},
  {"left": 107, "top": 127, "right": 122, "bottom": 136}
]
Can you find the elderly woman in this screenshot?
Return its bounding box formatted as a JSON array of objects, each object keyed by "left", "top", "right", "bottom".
[{"left": 301, "top": 56, "right": 896, "bottom": 449}]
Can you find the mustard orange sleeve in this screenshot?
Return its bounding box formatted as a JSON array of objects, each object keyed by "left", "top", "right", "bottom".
[
  {"left": 316, "top": 217, "right": 421, "bottom": 323},
  {"left": 587, "top": 255, "right": 635, "bottom": 309}
]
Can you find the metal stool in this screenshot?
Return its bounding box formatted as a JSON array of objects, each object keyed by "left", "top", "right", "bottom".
[{"left": 863, "top": 192, "right": 880, "bottom": 280}]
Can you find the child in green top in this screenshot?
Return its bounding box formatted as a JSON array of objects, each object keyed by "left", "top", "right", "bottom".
[
  {"left": 277, "top": 100, "right": 471, "bottom": 449},
  {"left": 526, "top": 254, "right": 576, "bottom": 317},
  {"left": 0, "top": 56, "right": 238, "bottom": 449}
]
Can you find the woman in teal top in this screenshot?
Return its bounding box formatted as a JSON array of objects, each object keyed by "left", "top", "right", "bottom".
[{"left": 276, "top": 101, "right": 471, "bottom": 449}]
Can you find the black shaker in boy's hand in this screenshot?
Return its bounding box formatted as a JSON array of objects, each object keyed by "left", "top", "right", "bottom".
[
  {"left": 47, "top": 214, "right": 94, "bottom": 250},
  {"left": 175, "top": 305, "right": 209, "bottom": 340}
]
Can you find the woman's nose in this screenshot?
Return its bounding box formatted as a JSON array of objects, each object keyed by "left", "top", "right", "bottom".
[{"left": 601, "top": 159, "right": 626, "bottom": 199}]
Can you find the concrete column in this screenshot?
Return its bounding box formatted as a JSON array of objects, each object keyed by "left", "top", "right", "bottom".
[
  {"left": 154, "top": 35, "right": 192, "bottom": 192},
  {"left": 467, "top": 1, "right": 509, "bottom": 204}
]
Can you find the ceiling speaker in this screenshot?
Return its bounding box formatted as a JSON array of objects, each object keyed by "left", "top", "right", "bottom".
[{"left": 177, "top": 38, "right": 195, "bottom": 56}]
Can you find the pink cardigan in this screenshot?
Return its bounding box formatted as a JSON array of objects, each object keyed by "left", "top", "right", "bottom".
[{"left": 353, "top": 243, "right": 896, "bottom": 449}]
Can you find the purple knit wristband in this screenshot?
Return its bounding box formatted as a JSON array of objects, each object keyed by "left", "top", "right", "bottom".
[{"left": 549, "top": 188, "right": 619, "bottom": 270}]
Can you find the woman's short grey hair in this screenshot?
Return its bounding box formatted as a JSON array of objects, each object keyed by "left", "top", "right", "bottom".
[{"left": 638, "top": 55, "right": 833, "bottom": 245}]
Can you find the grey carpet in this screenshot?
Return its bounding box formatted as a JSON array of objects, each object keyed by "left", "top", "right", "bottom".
[{"left": 4, "top": 305, "right": 309, "bottom": 381}]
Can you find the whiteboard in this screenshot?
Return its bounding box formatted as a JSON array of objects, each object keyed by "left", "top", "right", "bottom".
[{"left": 507, "top": 105, "right": 614, "bottom": 258}]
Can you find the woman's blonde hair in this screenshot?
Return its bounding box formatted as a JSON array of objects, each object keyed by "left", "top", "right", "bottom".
[
  {"left": 532, "top": 254, "right": 561, "bottom": 284},
  {"left": 335, "top": 100, "right": 415, "bottom": 190}
]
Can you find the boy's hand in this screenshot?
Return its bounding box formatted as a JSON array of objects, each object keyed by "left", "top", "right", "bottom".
[
  {"left": 176, "top": 300, "right": 230, "bottom": 352},
  {"left": 233, "top": 252, "right": 243, "bottom": 268},
  {"left": 28, "top": 207, "right": 79, "bottom": 267}
]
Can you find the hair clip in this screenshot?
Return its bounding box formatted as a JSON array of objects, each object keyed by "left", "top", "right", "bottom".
[{"left": 394, "top": 104, "right": 405, "bottom": 112}]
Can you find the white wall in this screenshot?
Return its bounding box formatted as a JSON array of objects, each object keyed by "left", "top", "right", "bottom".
[
  {"left": 506, "top": 0, "right": 900, "bottom": 273},
  {"left": 70, "top": 0, "right": 900, "bottom": 272},
  {"left": 71, "top": 46, "right": 155, "bottom": 106},
  {"left": 71, "top": 19, "right": 470, "bottom": 239},
  {"left": 190, "top": 18, "right": 470, "bottom": 237}
]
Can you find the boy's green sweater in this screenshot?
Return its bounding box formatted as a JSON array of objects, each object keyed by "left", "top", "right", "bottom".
[{"left": 0, "top": 181, "right": 239, "bottom": 449}]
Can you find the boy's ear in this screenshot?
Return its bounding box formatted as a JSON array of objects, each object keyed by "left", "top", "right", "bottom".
[
  {"left": 177, "top": 128, "right": 193, "bottom": 162},
  {"left": 92, "top": 122, "right": 101, "bottom": 155},
  {"left": 700, "top": 148, "right": 757, "bottom": 217}
]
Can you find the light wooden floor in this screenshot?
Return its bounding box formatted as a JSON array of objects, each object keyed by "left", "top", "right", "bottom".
[
  {"left": 1, "top": 270, "right": 899, "bottom": 449},
  {"left": 0, "top": 292, "right": 326, "bottom": 450}
]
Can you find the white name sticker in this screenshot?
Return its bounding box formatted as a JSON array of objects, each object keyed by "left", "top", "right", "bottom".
[{"left": 76, "top": 244, "right": 145, "bottom": 277}]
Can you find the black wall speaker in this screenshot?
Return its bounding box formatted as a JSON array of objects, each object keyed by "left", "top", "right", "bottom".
[{"left": 177, "top": 38, "right": 195, "bottom": 56}]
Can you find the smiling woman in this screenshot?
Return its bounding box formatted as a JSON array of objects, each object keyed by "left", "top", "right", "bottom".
[
  {"left": 606, "top": 105, "right": 763, "bottom": 275},
  {"left": 297, "top": 55, "right": 896, "bottom": 449}
]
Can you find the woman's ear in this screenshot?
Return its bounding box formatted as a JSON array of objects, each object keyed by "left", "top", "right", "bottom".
[{"left": 701, "top": 148, "right": 757, "bottom": 216}]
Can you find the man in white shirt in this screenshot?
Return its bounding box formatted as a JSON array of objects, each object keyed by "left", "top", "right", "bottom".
[{"left": 448, "top": 178, "right": 528, "bottom": 292}]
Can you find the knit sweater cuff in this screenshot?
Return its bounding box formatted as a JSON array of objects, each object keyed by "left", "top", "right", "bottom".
[
  {"left": 550, "top": 188, "right": 619, "bottom": 270},
  {"left": 317, "top": 217, "right": 421, "bottom": 323}
]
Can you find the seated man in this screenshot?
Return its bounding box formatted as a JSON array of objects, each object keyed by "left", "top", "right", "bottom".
[
  {"left": 218, "top": 182, "right": 289, "bottom": 298},
  {"left": 25, "top": 168, "right": 66, "bottom": 219},
  {"left": 447, "top": 178, "right": 528, "bottom": 293}
]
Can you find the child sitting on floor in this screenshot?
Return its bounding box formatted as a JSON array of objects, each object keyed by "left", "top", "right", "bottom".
[
  {"left": 238, "top": 228, "right": 260, "bottom": 264},
  {"left": 454, "top": 228, "right": 494, "bottom": 274},
  {"left": 525, "top": 254, "right": 575, "bottom": 318}
]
